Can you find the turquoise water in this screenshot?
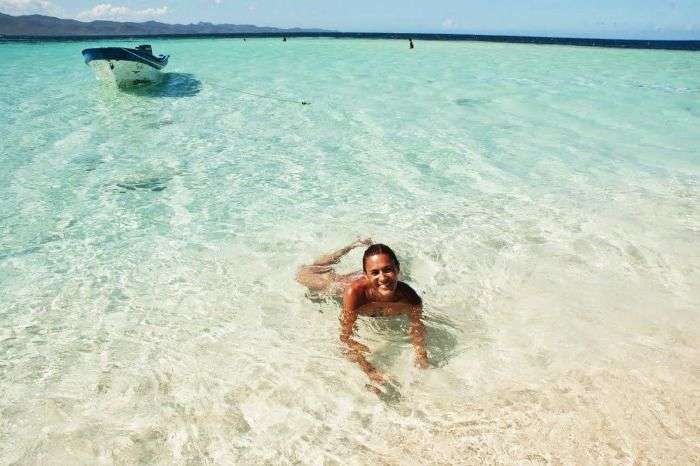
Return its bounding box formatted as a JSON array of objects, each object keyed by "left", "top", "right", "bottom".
[{"left": 1, "top": 38, "right": 699, "bottom": 463}]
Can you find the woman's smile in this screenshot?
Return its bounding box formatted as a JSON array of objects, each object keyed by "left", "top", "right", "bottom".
[{"left": 364, "top": 253, "right": 398, "bottom": 300}]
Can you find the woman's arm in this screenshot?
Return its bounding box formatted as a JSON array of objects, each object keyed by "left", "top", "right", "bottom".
[
  {"left": 341, "top": 285, "right": 385, "bottom": 383},
  {"left": 408, "top": 304, "right": 429, "bottom": 369}
]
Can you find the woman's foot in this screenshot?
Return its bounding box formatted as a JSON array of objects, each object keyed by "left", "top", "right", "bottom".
[{"left": 353, "top": 237, "right": 373, "bottom": 248}]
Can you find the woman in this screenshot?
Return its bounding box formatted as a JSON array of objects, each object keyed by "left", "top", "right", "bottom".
[{"left": 297, "top": 239, "right": 429, "bottom": 386}]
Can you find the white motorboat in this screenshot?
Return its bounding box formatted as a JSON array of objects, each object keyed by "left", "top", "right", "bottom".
[{"left": 82, "top": 44, "right": 169, "bottom": 86}]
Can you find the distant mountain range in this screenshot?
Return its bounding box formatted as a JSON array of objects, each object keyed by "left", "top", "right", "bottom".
[{"left": 0, "top": 13, "right": 330, "bottom": 36}]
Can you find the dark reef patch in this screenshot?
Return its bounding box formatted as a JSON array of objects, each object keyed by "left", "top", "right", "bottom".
[
  {"left": 116, "top": 176, "right": 171, "bottom": 192},
  {"left": 455, "top": 98, "right": 481, "bottom": 107}
]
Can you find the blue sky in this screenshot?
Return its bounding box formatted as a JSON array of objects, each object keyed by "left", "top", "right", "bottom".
[{"left": 2, "top": 0, "right": 698, "bottom": 39}]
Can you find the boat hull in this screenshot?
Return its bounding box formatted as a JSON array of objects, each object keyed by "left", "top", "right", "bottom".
[
  {"left": 82, "top": 46, "right": 169, "bottom": 87},
  {"left": 88, "top": 59, "right": 163, "bottom": 86}
]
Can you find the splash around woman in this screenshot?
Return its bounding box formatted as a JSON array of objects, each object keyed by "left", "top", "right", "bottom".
[{"left": 297, "top": 239, "right": 429, "bottom": 387}]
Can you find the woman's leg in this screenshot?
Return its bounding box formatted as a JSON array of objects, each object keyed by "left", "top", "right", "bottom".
[
  {"left": 309, "top": 237, "right": 372, "bottom": 266},
  {"left": 296, "top": 237, "right": 371, "bottom": 293}
]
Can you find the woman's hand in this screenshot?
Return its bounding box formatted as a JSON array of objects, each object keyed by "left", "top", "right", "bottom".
[
  {"left": 347, "top": 339, "right": 370, "bottom": 354},
  {"left": 415, "top": 355, "right": 430, "bottom": 369},
  {"left": 367, "top": 369, "right": 387, "bottom": 384}
]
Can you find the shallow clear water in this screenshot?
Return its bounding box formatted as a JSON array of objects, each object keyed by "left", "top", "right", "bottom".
[{"left": 1, "top": 38, "right": 699, "bottom": 464}]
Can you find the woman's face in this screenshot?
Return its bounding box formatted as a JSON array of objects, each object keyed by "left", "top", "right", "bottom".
[{"left": 364, "top": 253, "right": 399, "bottom": 300}]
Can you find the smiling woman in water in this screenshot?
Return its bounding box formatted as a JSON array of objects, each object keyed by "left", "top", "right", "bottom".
[{"left": 297, "top": 239, "right": 429, "bottom": 387}]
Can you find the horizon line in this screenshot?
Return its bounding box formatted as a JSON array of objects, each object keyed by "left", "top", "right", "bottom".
[
  {"left": 1, "top": 11, "right": 699, "bottom": 42},
  {"left": 2, "top": 32, "right": 699, "bottom": 51}
]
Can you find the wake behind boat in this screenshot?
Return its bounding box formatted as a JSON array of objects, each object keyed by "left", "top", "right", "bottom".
[{"left": 81, "top": 44, "right": 169, "bottom": 86}]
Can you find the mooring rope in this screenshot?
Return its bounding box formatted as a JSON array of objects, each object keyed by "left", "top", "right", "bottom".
[{"left": 217, "top": 84, "right": 310, "bottom": 106}]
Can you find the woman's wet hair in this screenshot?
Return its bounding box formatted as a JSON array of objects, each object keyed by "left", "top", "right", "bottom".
[{"left": 362, "top": 244, "right": 400, "bottom": 272}]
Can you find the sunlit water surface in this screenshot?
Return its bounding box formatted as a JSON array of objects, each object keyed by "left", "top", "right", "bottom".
[{"left": 1, "top": 38, "right": 699, "bottom": 464}]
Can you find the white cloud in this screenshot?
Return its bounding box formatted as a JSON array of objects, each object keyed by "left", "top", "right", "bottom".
[
  {"left": 76, "top": 3, "right": 169, "bottom": 21},
  {"left": 442, "top": 18, "right": 457, "bottom": 29},
  {"left": 0, "top": 0, "right": 60, "bottom": 16}
]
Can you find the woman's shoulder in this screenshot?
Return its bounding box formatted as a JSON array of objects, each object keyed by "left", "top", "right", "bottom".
[
  {"left": 397, "top": 281, "right": 422, "bottom": 305},
  {"left": 344, "top": 276, "right": 369, "bottom": 298}
]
